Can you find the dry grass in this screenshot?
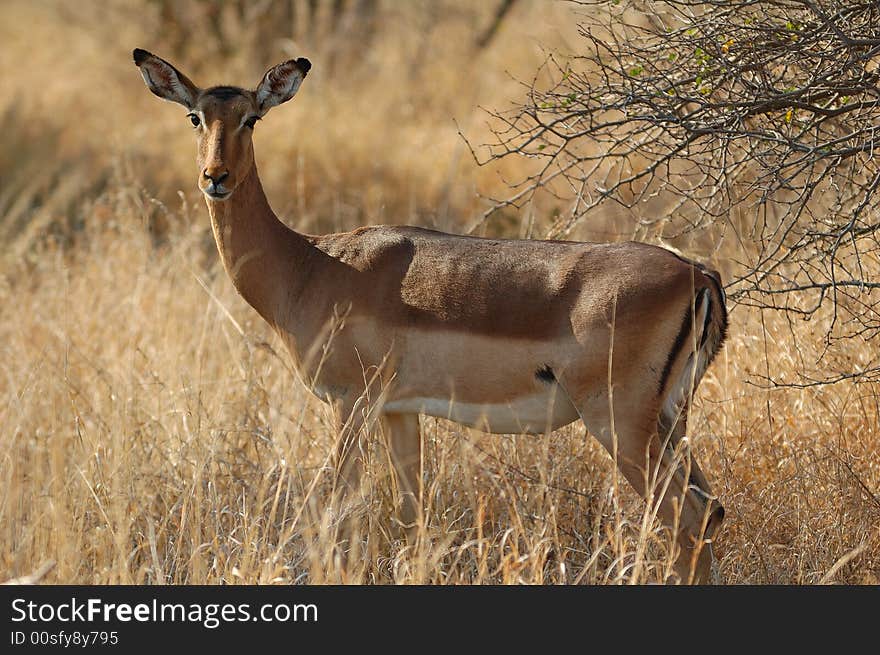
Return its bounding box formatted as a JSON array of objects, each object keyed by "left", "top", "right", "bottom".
[{"left": 1, "top": 0, "right": 878, "bottom": 585}]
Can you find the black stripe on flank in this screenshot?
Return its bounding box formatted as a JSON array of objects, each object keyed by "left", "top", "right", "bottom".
[
  {"left": 659, "top": 307, "right": 692, "bottom": 396},
  {"left": 658, "top": 288, "right": 707, "bottom": 396},
  {"left": 535, "top": 365, "right": 556, "bottom": 384}
]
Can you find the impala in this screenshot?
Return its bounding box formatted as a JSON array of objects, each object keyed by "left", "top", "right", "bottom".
[{"left": 134, "top": 48, "right": 728, "bottom": 583}]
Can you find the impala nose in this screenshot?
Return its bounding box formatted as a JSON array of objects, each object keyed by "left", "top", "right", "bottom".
[{"left": 203, "top": 170, "right": 229, "bottom": 186}]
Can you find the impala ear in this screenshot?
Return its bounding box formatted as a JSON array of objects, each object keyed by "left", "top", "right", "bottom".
[
  {"left": 133, "top": 48, "right": 200, "bottom": 109},
  {"left": 255, "top": 58, "right": 311, "bottom": 114}
]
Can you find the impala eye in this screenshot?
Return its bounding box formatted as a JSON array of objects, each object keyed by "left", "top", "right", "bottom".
[
  {"left": 243, "top": 116, "right": 259, "bottom": 129},
  {"left": 188, "top": 114, "right": 201, "bottom": 127}
]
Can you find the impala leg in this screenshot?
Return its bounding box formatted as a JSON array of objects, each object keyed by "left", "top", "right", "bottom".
[
  {"left": 658, "top": 400, "right": 723, "bottom": 581},
  {"left": 381, "top": 413, "right": 423, "bottom": 543},
  {"left": 333, "top": 398, "right": 366, "bottom": 499},
  {"left": 664, "top": 407, "right": 717, "bottom": 525},
  {"left": 331, "top": 397, "right": 371, "bottom": 568},
  {"left": 643, "top": 426, "right": 722, "bottom": 584},
  {"left": 577, "top": 399, "right": 722, "bottom": 584}
]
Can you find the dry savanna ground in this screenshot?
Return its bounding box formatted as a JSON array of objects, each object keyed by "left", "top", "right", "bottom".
[{"left": 1, "top": 0, "right": 878, "bottom": 584}]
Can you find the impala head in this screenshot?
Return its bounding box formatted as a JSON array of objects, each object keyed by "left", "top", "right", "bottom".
[{"left": 133, "top": 48, "right": 310, "bottom": 201}]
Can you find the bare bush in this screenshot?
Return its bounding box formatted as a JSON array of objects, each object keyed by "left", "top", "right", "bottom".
[{"left": 471, "top": 0, "right": 880, "bottom": 385}]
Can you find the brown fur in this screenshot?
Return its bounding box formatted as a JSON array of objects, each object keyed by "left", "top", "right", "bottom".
[{"left": 134, "top": 48, "right": 729, "bottom": 583}]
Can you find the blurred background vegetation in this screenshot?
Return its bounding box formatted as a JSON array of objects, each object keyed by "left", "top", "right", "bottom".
[
  {"left": 1, "top": 0, "right": 878, "bottom": 584},
  {"left": 0, "top": 0, "right": 583, "bottom": 256}
]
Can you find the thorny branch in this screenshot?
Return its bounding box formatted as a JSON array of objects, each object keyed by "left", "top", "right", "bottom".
[{"left": 471, "top": 0, "right": 880, "bottom": 385}]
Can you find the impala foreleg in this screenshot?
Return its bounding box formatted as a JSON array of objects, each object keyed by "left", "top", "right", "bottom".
[
  {"left": 382, "top": 412, "right": 423, "bottom": 543},
  {"left": 333, "top": 398, "right": 367, "bottom": 499},
  {"left": 330, "top": 395, "right": 375, "bottom": 569}
]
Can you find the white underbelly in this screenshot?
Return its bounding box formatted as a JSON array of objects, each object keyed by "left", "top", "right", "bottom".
[{"left": 383, "top": 390, "right": 581, "bottom": 434}]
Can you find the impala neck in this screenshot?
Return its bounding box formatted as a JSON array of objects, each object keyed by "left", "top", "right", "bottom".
[{"left": 205, "top": 162, "right": 313, "bottom": 327}]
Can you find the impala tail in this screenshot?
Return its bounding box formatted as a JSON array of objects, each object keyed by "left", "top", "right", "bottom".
[{"left": 693, "top": 265, "right": 728, "bottom": 381}]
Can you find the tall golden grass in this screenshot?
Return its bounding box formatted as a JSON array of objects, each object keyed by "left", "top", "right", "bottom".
[{"left": 1, "top": 0, "right": 878, "bottom": 584}]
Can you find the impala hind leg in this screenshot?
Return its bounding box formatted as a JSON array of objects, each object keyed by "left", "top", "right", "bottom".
[
  {"left": 575, "top": 395, "right": 722, "bottom": 584},
  {"left": 381, "top": 413, "right": 423, "bottom": 543},
  {"left": 651, "top": 415, "right": 723, "bottom": 584},
  {"left": 659, "top": 404, "right": 720, "bottom": 541}
]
